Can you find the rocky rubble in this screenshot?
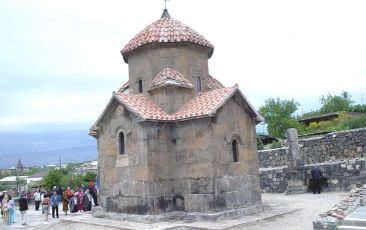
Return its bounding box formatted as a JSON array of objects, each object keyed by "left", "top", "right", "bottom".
[{"left": 313, "top": 185, "right": 366, "bottom": 230}]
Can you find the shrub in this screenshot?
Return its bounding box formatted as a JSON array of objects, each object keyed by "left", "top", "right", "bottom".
[
  {"left": 270, "top": 140, "right": 282, "bottom": 149},
  {"left": 256, "top": 135, "right": 264, "bottom": 150}
]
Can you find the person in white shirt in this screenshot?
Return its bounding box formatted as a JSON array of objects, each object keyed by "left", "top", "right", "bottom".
[{"left": 33, "top": 189, "right": 41, "bottom": 211}]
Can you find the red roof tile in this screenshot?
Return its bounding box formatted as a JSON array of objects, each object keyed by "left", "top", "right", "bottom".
[
  {"left": 150, "top": 67, "right": 193, "bottom": 90},
  {"left": 92, "top": 85, "right": 263, "bottom": 129},
  {"left": 172, "top": 86, "right": 236, "bottom": 119},
  {"left": 207, "top": 75, "right": 224, "bottom": 91},
  {"left": 114, "top": 93, "right": 170, "bottom": 120},
  {"left": 114, "top": 86, "right": 237, "bottom": 121},
  {"left": 121, "top": 13, "right": 214, "bottom": 62}
]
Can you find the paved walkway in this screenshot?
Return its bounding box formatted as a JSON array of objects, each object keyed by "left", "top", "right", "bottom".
[{"left": 0, "top": 191, "right": 348, "bottom": 230}]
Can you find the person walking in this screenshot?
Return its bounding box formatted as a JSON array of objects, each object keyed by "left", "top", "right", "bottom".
[
  {"left": 311, "top": 167, "right": 322, "bottom": 194},
  {"left": 51, "top": 191, "right": 59, "bottom": 218},
  {"left": 6, "top": 195, "right": 14, "bottom": 225},
  {"left": 41, "top": 193, "right": 51, "bottom": 221},
  {"left": 1, "top": 194, "right": 7, "bottom": 224},
  {"left": 33, "top": 189, "right": 41, "bottom": 211},
  {"left": 26, "top": 191, "right": 32, "bottom": 204},
  {"left": 18, "top": 194, "right": 28, "bottom": 225},
  {"left": 77, "top": 189, "right": 84, "bottom": 212},
  {"left": 83, "top": 189, "right": 92, "bottom": 211},
  {"left": 10, "top": 194, "right": 15, "bottom": 223},
  {"left": 62, "top": 187, "right": 72, "bottom": 215},
  {"left": 0, "top": 192, "right": 3, "bottom": 219}
]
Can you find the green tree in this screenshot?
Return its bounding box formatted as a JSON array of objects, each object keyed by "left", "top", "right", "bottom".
[
  {"left": 70, "top": 174, "right": 83, "bottom": 189},
  {"left": 259, "top": 98, "right": 303, "bottom": 138},
  {"left": 256, "top": 135, "right": 264, "bottom": 150},
  {"left": 83, "top": 171, "right": 97, "bottom": 184},
  {"left": 42, "top": 169, "right": 67, "bottom": 190},
  {"left": 319, "top": 91, "right": 353, "bottom": 113}
]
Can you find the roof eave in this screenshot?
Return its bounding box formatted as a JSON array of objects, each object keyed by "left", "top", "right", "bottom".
[{"left": 90, "top": 92, "right": 147, "bottom": 134}]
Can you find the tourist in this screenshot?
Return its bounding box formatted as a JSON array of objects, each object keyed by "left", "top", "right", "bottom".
[
  {"left": 311, "top": 167, "right": 322, "bottom": 194},
  {"left": 83, "top": 189, "right": 92, "bottom": 211},
  {"left": 1, "top": 193, "right": 7, "bottom": 224},
  {"left": 26, "top": 191, "right": 32, "bottom": 204},
  {"left": 90, "top": 186, "right": 98, "bottom": 206},
  {"left": 6, "top": 194, "right": 14, "bottom": 225},
  {"left": 33, "top": 188, "right": 41, "bottom": 211},
  {"left": 77, "top": 189, "right": 84, "bottom": 212},
  {"left": 18, "top": 194, "right": 28, "bottom": 225},
  {"left": 57, "top": 186, "right": 64, "bottom": 203},
  {"left": 41, "top": 193, "right": 51, "bottom": 221},
  {"left": 0, "top": 192, "right": 3, "bottom": 218},
  {"left": 68, "top": 191, "right": 77, "bottom": 213},
  {"left": 51, "top": 191, "right": 59, "bottom": 218},
  {"left": 62, "top": 187, "right": 72, "bottom": 215}
]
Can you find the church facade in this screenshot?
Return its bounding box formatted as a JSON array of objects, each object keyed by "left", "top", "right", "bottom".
[{"left": 90, "top": 9, "right": 263, "bottom": 214}]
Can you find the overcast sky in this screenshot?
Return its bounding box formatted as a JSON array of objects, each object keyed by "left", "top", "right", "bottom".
[{"left": 1, "top": 0, "right": 366, "bottom": 132}]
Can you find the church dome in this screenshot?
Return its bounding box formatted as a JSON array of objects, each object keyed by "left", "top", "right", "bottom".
[{"left": 121, "top": 9, "right": 214, "bottom": 63}]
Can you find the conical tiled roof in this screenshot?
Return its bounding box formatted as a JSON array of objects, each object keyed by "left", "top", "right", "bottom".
[
  {"left": 149, "top": 67, "right": 193, "bottom": 90},
  {"left": 121, "top": 10, "right": 214, "bottom": 63}
]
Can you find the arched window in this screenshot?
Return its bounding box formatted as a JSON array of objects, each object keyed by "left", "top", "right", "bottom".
[
  {"left": 119, "top": 132, "right": 125, "bottom": 155},
  {"left": 232, "top": 140, "right": 238, "bottom": 162},
  {"left": 196, "top": 76, "right": 201, "bottom": 92},
  {"left": 138, "top": 79, "right": 143, "bottom": 93}
]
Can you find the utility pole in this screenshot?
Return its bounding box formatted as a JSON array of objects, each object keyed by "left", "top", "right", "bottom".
[{"left": 59, "top": 154, "right": 62, "bottom": 170}]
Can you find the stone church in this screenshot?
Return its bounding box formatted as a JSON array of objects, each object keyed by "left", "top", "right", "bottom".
[{"left": 90, "top": 9, "right": 264, "bottom": 214}]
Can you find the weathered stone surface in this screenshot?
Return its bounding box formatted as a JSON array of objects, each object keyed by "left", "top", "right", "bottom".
[{"left": 259, "top": 128, "right": 366, "bottom": 168}]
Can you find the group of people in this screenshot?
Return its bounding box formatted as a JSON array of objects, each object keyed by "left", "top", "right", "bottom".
[{"left": 0, "top": 185, "right": 98, "bottom": 225}]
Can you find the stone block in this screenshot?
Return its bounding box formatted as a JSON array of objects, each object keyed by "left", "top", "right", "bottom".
[
  {"left": 184, "top": 194, "right": 212, "bottom": 212},
  {"left": 189, "top": 163, "right": 212, "bottom": 178},
  {"left": 132, "top": 166, "right": 149, "bottom": 181},
  {"left": 190, "top": 178, "right": 213, "bottom": 194},
  {"left": 233, "top": 162, "right": 250, "bottom": 176}
]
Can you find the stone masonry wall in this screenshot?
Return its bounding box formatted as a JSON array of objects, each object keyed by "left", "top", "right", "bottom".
[
  {"left": 258, "top": 128, "right": 366, "bottom": 168},
  {"left": 259, "top": 159, "right": 366, "bottom": 193},
  {"left": 258, "top": 148, "right": 290, "bottom": 168},
  {"left": 299, "top": 128, "right": 366, "bottom": 164},
  {"left": 97, "top": 95, "right": 262, "bottom": 214}
]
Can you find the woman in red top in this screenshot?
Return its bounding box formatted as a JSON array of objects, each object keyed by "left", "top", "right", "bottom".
[{"left": 77, "top": 189, "right": 84, "bottom": 212}]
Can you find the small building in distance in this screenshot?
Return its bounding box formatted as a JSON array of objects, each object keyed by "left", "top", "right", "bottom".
[
  {"left": 16, "top": 159, "right": 24, "bottom": 176},
  {"left": 77, "top": 160, "right": 98, "bottom": 174}
]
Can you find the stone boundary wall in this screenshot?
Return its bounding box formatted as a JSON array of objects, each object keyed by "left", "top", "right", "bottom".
[
  {"left": 259, "top": 166, "right": 288, "bottom": 193},
  {"left": 258, "top": 128, "right": 366, "bottom": 168},
  {"left": 260, "top": 159, "right": 366, "bottom": 193},
  {"left": 258, "top": 148, "right": 290, "bottom": 168}
]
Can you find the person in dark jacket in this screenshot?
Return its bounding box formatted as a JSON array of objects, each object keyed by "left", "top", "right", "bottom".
[
  {"left": 311, "top": 167, "right": 322, "bottom": 194},
  {"left": 51, "top": 191, "right": 59, "bottom": 218},
  {"left": 18, "top": 194, "right": 28, "bottom": 225}
]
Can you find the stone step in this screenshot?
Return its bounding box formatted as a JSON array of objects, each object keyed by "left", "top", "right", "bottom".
[
  {"left": 338, "top": 225, "right": 366, "bottom": 230},
  {"left": 342, "top": 218, "right": 366, "bottom": 227}
]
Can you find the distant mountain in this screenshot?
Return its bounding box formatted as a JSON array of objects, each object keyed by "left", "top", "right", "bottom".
[
  {"left": 0, "top": 125, "right": 97, "bottom": 168},
  {"left": 0, "top": 145, "right": 97, "bottom": 168}
]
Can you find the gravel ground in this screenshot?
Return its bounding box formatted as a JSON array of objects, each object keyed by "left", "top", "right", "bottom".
[
  {"left": 243, "top": 192, "right": 348, "bottom": 230},
  {"left": 0, "top": 191, "right": 349, "bottom": 230}
]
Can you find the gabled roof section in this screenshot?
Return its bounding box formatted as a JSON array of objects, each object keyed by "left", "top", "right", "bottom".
[
  {"left": 90, "top": 86, "right": 263, "bottom": 135},
  {"left": 114, "top": 93, "right": 170, "bottom": 120},
  {"left": 149, "top": 67, "right": 193, "bottom": 91},
  {"left": 121, "top": 10, "right": 214, "bottom": 63},
  {"left": 207, "top": 75, "right": 224, "bottom": 91}
]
